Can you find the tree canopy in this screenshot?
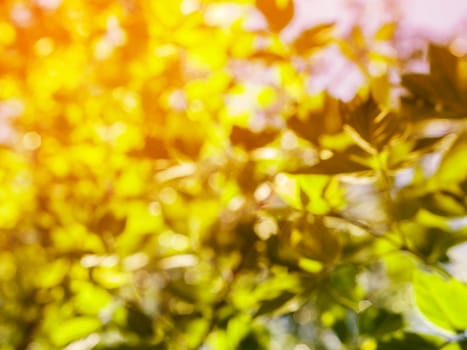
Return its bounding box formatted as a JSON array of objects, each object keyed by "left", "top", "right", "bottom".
[{"left": 0, "top": 0, "right": 467, "bottom": 349}]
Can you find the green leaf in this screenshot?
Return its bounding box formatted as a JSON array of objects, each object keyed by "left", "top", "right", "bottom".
[
  {"left": 422, "top": 191, "right": 466, "bottom": 217},
  {"left": 226, "top": 314, "right": 252, "bottom": 349},
  {"left": 34, "top": 259, "right": 69, "bottom": 288},
  {"left": 237, "top": 327, "right": 270, "bottom": 350},
  {"left": 254, "top": 291, "right": 295, "bottom": 316},
  {"left": 73, "top": 282, "right": 113, "bottom": 315},
  {"left": 51, "top": 317, "right": 101, "bottom": 346},
  {"left": 435, "top": 132, "right": 467, "bottom": 184},
  {"left": 290, "top": 215, "right": 341, "bottom": 264},
  {"left": 414, "top": 270, "right": 467, "bottom": 331},
  {"left": 298, "top": 257, "right": 324, "bottom": 273}
]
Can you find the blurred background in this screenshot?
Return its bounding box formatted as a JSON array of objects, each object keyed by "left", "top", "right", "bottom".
[{"left": 0, "top": 1, "right": 467, "bottom": 350}]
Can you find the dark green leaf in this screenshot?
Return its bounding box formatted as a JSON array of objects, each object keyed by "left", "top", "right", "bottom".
[
  {"left": 293, "top": 216, "right": 341, "bottom": 263},
  {"left": 126, "top": 304, "right": 155, "bottom": 338},
  {"left": 254, "top": 291, "right": 295, "bottom": 316},
  {"left": 358, "top": 307, "right": 403, "bottom": 338},
  {"left": 237, "top": 329, "right": 269, "bottom": 350},
  {"left": 378, "top": 333, "right": 441, "bottom": 350}
]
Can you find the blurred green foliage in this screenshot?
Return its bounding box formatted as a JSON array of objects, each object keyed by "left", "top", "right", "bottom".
[{"left": 0, "top": 0, "right": 467, "bottom": 349}]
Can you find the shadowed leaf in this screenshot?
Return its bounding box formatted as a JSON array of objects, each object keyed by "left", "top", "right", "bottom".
[
  {"left": 293, "top": 23, "right": 335, "bottom": 55},
  {"left": 128, "top": 136, "right": 170, "bottom": 159},
  {"left": 291, "top": 149, "right": 371, "bottom": 175},
  {"left": 126, "top": 304, "right": 155, "bottom": 338},
  {"left": 255, "top": 0, "right": 294, "bottom": 32},
  {"left": 230, "top": 126, "right": 278, "bottom": 151},
  {"left": 341, "top": 96, "right": 401, "bottom": 152},
  {"left": 378, "top": 333, "right": 440, "bottom": 350}
]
